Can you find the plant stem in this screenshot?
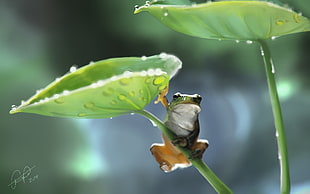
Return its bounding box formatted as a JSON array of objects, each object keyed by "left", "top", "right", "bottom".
[
  {"left": 257, "top": 40, "right": 290, "bottom": 194},
  {"left": 135, "top": 109, "right": 233, "bottom": 194}
]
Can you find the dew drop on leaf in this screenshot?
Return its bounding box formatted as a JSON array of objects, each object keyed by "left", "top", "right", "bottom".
[
  {"left": 276, "top": 20, "right": 284, "bottom": 26},
  {"left": 294, "top": 14, "right": 301, "bottom": 23},
  {"left": 78, "top": 113, "right": 87, "bottom": 117},
  {"left": 118, "top": 94, "right": 127, "bottom": 101},
  {"left": 145, "top": 77, "right": 152, "bottom": 84},
  {"left": 70, "top": 66, "right": 77, "bottom": 73},
  {"left": 84, "top": 102, "right": 95, "bottom": 109},
  {"left": 153, "top": 76, "right": 166, "bottom": 85},
  {"left": 102, "top": 88, "right": 114, "bottom": 96},
  {"left": 141, "top": 56, "right": 147, "bottom": 61},
  {"left": 129, "top": 91, "right": 135, "bottom": 97},
  {"left": 119, "top": 78, "right": 131, "bottom": 85},
  {"left": 54, "top": 98, "right": 65, "bottom": 104}
]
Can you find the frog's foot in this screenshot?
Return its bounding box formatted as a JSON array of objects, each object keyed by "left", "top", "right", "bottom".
[
  {"left": 154, "top": 85, "right": 169, "bottom": 108},
  {"left": 172, "top": 136, "right": 189, "bottom": 147},
  {"left": 188, "top": 139, "right": 209, "bottom": 159},
  {"left": 150, "top": 143, "right": 190, "bottom": 172}
]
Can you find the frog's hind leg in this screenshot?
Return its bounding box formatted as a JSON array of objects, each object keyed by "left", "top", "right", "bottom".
[
  {"left": 150, "top": 134, "right": 191, "bottom": 172},
  {"left": 189, "top": 139, "right": 209, "bottom": 159}
]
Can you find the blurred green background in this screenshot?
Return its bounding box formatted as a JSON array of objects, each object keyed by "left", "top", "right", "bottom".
[{"left": 0, "top": 0, "right": 309, "bottom": 194}]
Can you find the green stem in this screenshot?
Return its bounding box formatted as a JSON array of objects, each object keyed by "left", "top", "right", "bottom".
[
  {"left": 135, "top": 109, "right": 233, "bottom": 194},
  {"left": 257, "top": 40, "right": 290, "bottom": 194}
]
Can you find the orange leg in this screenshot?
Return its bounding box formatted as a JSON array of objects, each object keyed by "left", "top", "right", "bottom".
[
  {"left": 188, "top": 139, "right": 209, "bottom": 159},
  {"left": 150, "top": 133, "right": 191, "bottom": 172},
  {"left": 154, "top": 85, "right": 169, "bottom": 108}
]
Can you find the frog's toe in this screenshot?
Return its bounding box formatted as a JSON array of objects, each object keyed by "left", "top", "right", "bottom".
[{"left": 159, "top": 161, "right": 173, "bottom": 172}]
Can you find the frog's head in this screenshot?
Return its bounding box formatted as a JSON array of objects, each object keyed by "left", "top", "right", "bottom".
[{"left": 169, "top": 92, "right": 202, "bottom": 108}]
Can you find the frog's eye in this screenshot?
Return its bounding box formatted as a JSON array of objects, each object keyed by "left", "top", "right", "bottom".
[
  {"left": 173, "top": 92, "right": 182, "bottom": 99},
  {"left": 194, "top": 94, "right": 202, "bottom": 103}
]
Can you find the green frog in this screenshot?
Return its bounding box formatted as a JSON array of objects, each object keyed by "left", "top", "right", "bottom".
[{"left": 151, "top": 91, "right": 209, "bottom": 172}]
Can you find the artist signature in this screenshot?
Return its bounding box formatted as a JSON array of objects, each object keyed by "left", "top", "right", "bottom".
[{"left": 8, "top": 165, "right": 39, "bottom": 189}]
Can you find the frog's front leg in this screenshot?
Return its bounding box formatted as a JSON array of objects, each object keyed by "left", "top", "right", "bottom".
[{"left": 154, "top": 84, "right": 169, "bottom": 108}]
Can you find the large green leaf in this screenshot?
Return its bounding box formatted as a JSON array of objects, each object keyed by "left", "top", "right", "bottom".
[
  {"left": 134, "top": 1, "right": 310, "bottom": 40},
  {"left": 10, "top": 53, "right": 182, "bottom": 118}
]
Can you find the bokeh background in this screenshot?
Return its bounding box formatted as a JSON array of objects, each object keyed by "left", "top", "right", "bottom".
[{"left": 1, "top": 0, "right": 309, "bottom": 194}]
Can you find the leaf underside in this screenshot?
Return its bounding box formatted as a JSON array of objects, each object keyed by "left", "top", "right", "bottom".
[{"left": 135, "top": 1, "right": 310, "bottom": 40}]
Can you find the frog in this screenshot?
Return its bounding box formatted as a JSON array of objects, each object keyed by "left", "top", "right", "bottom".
[{"left": 151, "top": 89, "right": 209, "bottom": 172}]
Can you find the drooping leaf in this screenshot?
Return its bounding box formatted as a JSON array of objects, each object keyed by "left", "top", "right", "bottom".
[
  {"left": 10, "top": 53, "right": 182, "bottom": 118},
  {"left": 134, "top": 1, "right": 310, "bottom": 41}
]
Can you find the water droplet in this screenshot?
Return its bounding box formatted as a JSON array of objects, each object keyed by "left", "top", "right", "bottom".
[
  {"left": 54, "top": 97, "right": 65, "bottom": 104},
  {"left": 102, "top": 87, "right": 114, "bottom": 96},
  {"left": 260, "top": 49, "right": 264, "bottom": 56},
  {"left": 130, "top": 112, "right": 135, "bottom": 115},
  {"left": 110, "top": 117, "right": 113, "bottom": 120},
  {"left": 70, "top": 65, "right": 77, "bottom": 73},
  {"left": 78, "top": 113, "right": 87, "bottom": 117},
  {"left": 111, "top": 100, "right": 117, "bottom": 105},
  {"left": 62, "top": 90, "right": 70, "bottom": 95},
  {"left": 164, "top": 12, "right": 168, "bottom": 17},
  {"left": 139, "top": 97, "right": 147, "bottom": 102},
  {"left": 158, "top": 85, "right": 167, "bottom": 91},
  {"left": 153, "top": 76, "right": 166, "bottom": 85},
  {"left": 118, "top": 94, "right": 127, "bottom": 101},
  {"left": 271, "top": 60, "right": 275, "bottom": 74},
  {"left": 235, "top": 40, "right": 240, "bottom": 43},
  {"left": 145, "top": 1, "right": 150, "bottom": 6},
  {"left": 119, "top": 78, "right": 131, "bottom": 85},
  {"left": 123, "top": 71, "right": 133, "bottom": 78},
  {"left": 129, "top": 91, "right": 135, "bottom": 97},
  {"left": 246, "top": 40, "right": 253, "bottom": 44},
  {"left": 141, "top": 56, "right": 147, "bottom": 61},
  {"left": 147, "top": 69, "right": 155, "bottom": 76},
  {"left": 294, "top": 14, "right": 301, "bottom": 23},
  {"left": 271, "top": 36, "right": 277, "bottom": 40},
  {"left": 145, "top": 78, "right": 152, "bottom": 84},
  {"left": 140, "top": 70, "right": 147, "bottom": 76},
  {"left": 36, "top": 89, "right": 43, "bottom": 95},
  {"left": 276, "top": 20, "right": 284, "bottom": 26},
  {"left": 134, "top": 5, "right": 139, "bottom": 10},
  {"left": 159, "top": 52, "right": 168, "bottom": 60},
  {"left": 155, "top": 68, "right": 164, "bottom": 76},
  {"left": 84, "top": 102, "right": 95, "bottom": 109},
  {"left": 11, "top": 105, "right": 17, "bottom": 112}
]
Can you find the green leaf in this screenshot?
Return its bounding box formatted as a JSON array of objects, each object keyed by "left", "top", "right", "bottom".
[
  {"left": 147, "top": 0, "right": 191, "bottom": 6},
  {"left": 10, "top": 53, "right": 182, "bottom": 118},
  {"left": 134, "top": 1, "right": 310, "bottom": 40}
]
